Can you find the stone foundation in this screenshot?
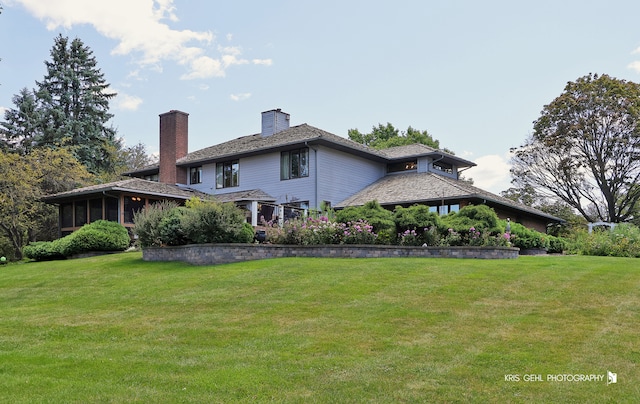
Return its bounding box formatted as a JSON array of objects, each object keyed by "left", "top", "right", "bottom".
[{"left": 142, "top": 244, "right": 520, "bottom": 265}]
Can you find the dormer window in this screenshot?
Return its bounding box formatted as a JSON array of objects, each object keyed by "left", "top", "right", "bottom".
[
  {"left": 387, "top": 160, "right": 417, "bottom": 173},
  {"left": 433, "top": 161, "right": 453, "bottom": 174}
]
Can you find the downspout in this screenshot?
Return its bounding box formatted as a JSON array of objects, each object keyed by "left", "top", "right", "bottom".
[
  {"left": 430, "top": 154, "right": 445, "bottom": 171},
  {"left": 305, "top": 141, "right": 318, "bottom": 211}
]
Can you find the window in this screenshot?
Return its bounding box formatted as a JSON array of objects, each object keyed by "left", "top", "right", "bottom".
[
  {"left": 433, "top": 161, "right": 453, "bottom": 174},
  {"left": 430, "top": 204, "right": 460, "bottom": 215},
  {"left": 190, "top": 166, "right": 202, "bottom": 184},
  {"left": 124, "top": 196, "right": 145, "bottom": 224},
  {"left": 216, "top": 160, "right": 239, "bottom": 189},
  {"left": 89, "top": 199, "right": 103, "bottom": 222},
  {"left": 387, "top": 160, "right": 417, "bottom": 173},
  {"left": 281, "top": 148, "right": 309, "bottom": 180}
]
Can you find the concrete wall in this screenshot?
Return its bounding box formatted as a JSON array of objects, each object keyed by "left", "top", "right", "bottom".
[{"left": 143, "top": 244, "right": 520, "bottom": 266}]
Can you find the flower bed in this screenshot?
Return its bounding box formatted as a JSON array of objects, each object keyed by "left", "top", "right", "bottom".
[{"left": 142, "top": 244, "right": 520, "bottom": 266}]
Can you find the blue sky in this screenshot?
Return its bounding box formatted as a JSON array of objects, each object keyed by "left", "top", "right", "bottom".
[{"left": 2, "top": 0, "right": 640, "bottom": 193}]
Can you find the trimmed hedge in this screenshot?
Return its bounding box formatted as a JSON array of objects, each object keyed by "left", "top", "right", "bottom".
[{"left": 23, "top": 220, "right": 130, "bottom": 261}]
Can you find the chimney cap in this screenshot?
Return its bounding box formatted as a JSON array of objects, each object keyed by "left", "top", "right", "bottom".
[{"left": 159, "top": 110, "right": 189, "bottom": 117}]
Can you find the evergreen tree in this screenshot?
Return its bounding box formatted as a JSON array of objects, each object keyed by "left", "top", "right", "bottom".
[
  {"left": 0, "top": 88, "right": 42, "bottom": 153},
  {"left": 36, "top": 34, "right": 120, "bottom": 174}
]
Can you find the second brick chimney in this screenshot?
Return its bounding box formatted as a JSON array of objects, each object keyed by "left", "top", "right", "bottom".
[{"left": 159, "top": 110, "right": 188, "bottom": 184}]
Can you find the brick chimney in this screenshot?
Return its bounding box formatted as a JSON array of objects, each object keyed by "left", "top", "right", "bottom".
[
  {"left": 261, "top": 109, "right": 290, "bottom": 137},
  {"left": 159, "top": 110, "right": 188, "bottom": 184}
]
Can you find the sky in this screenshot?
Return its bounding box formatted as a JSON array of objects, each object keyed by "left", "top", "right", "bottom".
[{"left": 2, "top": 0, "right": 640, "bottom": 194}]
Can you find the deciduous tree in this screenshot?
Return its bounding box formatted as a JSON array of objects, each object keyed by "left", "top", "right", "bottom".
[
  {"left": 510, "top": 73, "right": 640, "bottom": 223},
  {"left": 0, "top": 148, "right": 90, "bottom": 259},
  {"left": 348, "top": 123, "right": 449, "bottom": 151}
]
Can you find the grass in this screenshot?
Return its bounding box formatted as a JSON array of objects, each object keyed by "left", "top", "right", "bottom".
[{"left": 0, "top": 252, "right": 638, "bottom": 403}]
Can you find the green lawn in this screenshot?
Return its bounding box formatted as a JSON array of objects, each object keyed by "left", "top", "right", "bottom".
[{"left": 0, "top": 253, "right": 638, "bottom": 403}]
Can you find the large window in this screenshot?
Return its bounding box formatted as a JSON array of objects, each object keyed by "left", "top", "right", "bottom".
[
  {"left": 190, "top": 166, "right": 202, "bottom": 184},
  {"left": 216, "top": 160, "right": 239, "bottom": 189},
  {"left": 281, "top": 148, "right": 309, "bottom": 180}
]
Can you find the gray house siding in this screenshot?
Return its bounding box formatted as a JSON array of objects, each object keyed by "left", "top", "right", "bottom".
[
  {"left": 187, "top": 146, "right": 385, "bottom": 211},
  {"left": 315, "top": 146, "right": 385, "bottom": 208},
  {"left": 189, "top": 152, "right": 316, "bottom": 207}
]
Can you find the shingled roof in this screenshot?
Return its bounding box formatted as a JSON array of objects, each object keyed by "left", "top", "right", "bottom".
[
  {"left": 43, "top": 178, "right": 209, "bottom": 203},
  {"left": 176, "top": 123, "right": 386, "bottom": 165},
  {"left": 173, "top": 123, "right": 475, "bottom": 167},
  {"left": 335, "top": 172, "right": 561, "bottom": 222}
]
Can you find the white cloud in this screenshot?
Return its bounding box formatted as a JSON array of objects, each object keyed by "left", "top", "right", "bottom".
[
  {"left": 253, "top": 58, "right": 273, "bottom": 66},
  {"left": 14, "top": 0, "right": 269, "bottom": 80},
  {"left": 114, "top": 92, "right": 143, "bottom": 111},
  {"left": 230, "top": 93, "right": 251, "bottom": 102},
  {"left": 628, "top": 60, "right": 640, "bottom": 73},
  {"left": 468, "top": 154, "right": 513, "bottom": 194}
]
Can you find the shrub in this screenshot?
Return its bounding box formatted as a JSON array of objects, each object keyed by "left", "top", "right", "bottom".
[
  {"left": 23, "top": 241, "right": 65, "bottom": 261},
  {"left": 508, "top": 222, "right": 549, "bottom": 250},
  {"left": 182, "top": 200, "right": 254, "bottom": 244},
  {"left": 23, "top": 220, "right": 130, "bottom": 261},
  {"left": 61, "top": 220, "right": 130, "bottom": 256},
  {"left": 394, "top": 205, "right": 442, "bottom": 232},
  {"left": 158, "top": 207, "right": 188, "bottom": 246},
  {"left": 240, "top": 223, "right": 256, "bottom": 243},
  {"left": 547, "top": 236, "right": 567, "bottom": 254},
  {"left": 440, "top": 205, "right": 503, "bottom": 245},
  {"left": 340, "top": 220, "right": 378, "bottom": 244},
  {"left": 442, "top": 205, "right": 501, "bottom": 233},
  {"left": 133, "top": 201, "right": 179, "bottom": 247},
  {"left": 336, "top": 201, "right": 395, "bottom": 244},
  {"left": 394, "top": 205, "right": 443, "bottom": 245},
  {"left": 568, "top": 224, "right": 640, "bottom": 257}
]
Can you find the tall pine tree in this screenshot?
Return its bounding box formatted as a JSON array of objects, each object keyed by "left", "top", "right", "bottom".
[
  {"left": 36, "top": 34, "right": 120, "bottom": 174},
  {"left": 0, "top": 88, "right": 42, "bottom": 154}
]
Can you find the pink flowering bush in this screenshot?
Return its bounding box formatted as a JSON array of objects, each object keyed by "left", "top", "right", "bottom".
[
  {"left": 398, "top": 229, "right": 421, "bottom": 246},
  {"left": 265, "top": 217, "right": 377, "bottom": 245},
  {"left": 340, "top": 220, "right": 378, "bottom": 244}
]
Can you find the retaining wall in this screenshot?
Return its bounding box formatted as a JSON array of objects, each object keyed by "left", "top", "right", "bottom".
[{"left": 142, "top": 244, "right": 520, "bottom": 265}]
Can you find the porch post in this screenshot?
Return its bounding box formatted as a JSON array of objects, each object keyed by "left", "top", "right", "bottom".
[{"left": 250, "top": 200, "right": 258, "bottom": 227}]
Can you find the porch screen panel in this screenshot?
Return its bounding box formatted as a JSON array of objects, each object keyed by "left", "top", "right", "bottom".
[
  {"left": 89, "top": 199, "right": 103, "bottom": 222},
  {"left": 105, "top": 198, "right": 119, "bottom": 222},
  {"left": 61, "top": 203, "right": 73, "bottom": 228},
  {"left": 75, "top": 201, "right": 87, "bottom": 227}
]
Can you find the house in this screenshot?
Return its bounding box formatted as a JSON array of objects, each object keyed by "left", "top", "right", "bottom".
[{"left": 44, "top": 109, "right": 561, "bottom": 236}]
